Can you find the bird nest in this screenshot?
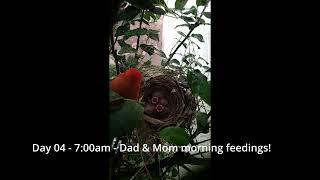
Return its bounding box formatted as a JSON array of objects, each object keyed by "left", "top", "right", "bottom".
[
  {"left": 131, "top": 65, "right": 197, "bottom": 145},
  {"left": 118, "top": 66, "right": 198, "bottom": 174},
  {"left": 142, "top": 75, "right": 196, "bottom": 129}
]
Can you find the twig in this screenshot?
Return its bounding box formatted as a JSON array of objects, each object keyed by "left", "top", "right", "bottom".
[{"left": 193, "top": 138, "right": 211, "bottom": 145}]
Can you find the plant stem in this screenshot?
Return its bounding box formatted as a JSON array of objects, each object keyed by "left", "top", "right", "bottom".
[
  {"left": 109, "top": 36, "right": 118, "bottom": 53},
  {"left": 110, "top": 33, "right": 120, "bottom": 74},
  {"left": 136, "top": 10, "right": 145, "bottom": 50}
]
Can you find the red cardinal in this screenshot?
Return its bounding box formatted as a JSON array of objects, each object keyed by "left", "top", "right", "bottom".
[{"left": 111, "top": 68, "right": 143, "bottom": 100}]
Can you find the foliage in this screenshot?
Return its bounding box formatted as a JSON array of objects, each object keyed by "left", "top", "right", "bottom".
[
  {"left": 109, "top": 91, "right": 144, "bottom": 141},
  {"left": 159, "top": 127, "right": 190, "bottom": 146},
  {"left": 109, "top": 0, "right": 212, "bottom": 179}
]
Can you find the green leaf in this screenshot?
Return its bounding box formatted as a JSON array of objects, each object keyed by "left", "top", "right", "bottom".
[
  {"left": 177, "top": 31, "right": 186, "bottom": 37},
  {"left": 196, "top": 112, "right": 209, "bottom": 133},
  {"left": 193, "top": 43, "right": 201, "bottom": 49},
  {"left": 181, "top": 15, "right": 195, "bottom": 22},
  {"left": 115, "top": 23, "right": 130, "bottom": 36},
  {"left": 199, "top": 57, "right": 209, "bottom": 64},
  {"left": 109, "top": 64, "right": 117, "bottom": 78},
  {"left": 142, "top": 19, "right": 149, "bottom": 25},
  {"left": 170, "top": 59, "right": 180, "bottom": 65},
  {"left": 182, "top": 54, "right": 196, "bottom": 65},
  {"left": 154, "top": 0, "right": 169, "bottom": 8},
  {"left": 140, "top": 44, "right": 155, "bottom": 55},
  {"left": 124, "top": 28, "right": 148, "bottom": 39},
  {"left": 117, "top": 39, "right": 137, "bottom": 54},
  {"left": 203, "top": 65, "right": 210, "bottom": 71},
  {"left": 196, "top": 0, "right": 208, "bottom": 6},
  {"left": 185, "top": 54, "right": 196, "bottom": 59},
  {"left": 109, "top": 90, "right": 123, "bottom": 103},
  {"left": 109, "top": 100, "right": 144, "bottom": 141},
  {"left": 149, "top": 7, "right": 166, "bottom": 15},
  {"left": 143, "top": 12, "right": 150, "bottom": 21},
  {"left": 171, "top": 167, "right": 178, "bottom": 177},
  {"left": 147, "top": 33, "right": 159, "bottom": 41},
  {"left": 203, "top": 12, "right": 211, "bottom": 18},
  {"left": 201, "top": 80, "right": 211, "bottom": 105},
  {"left": 193, "top": 61, "right": 202, "bottom": 67},
  {"left": 147, "top": 29, "right": 159, "bottom": 41},
  {"left": 126, "top": 0, "right": 155, "bottom": 10},
  {"left": 124, "top": 55, "right": 139, "bottom": 68},
  {"left": 148, "top": 29, "right": 160, "bottom": 34},
  {"left": 175, "top": 23, "right": 189, "bottom": 29},
  {"left": 197, "top": 17, "right": 206, "bottom": 24},
  {"left": 118, "top": 46, "right": 137, "bottom": 54},
  {"left": 161, "top": 59, "right": 167, "bottom": 66},
  {"left": 182, "top": 57, "right": 189, "bottom": 65},
  {"left": 191, "top": 34, "right": 205, "bottom": 42},
  {"left": 117, "top": 39, "right": 128, "bottom": 47},
  {"left": 117, "top": 5, "right": 141, "bottom": 21},
  {"left": 183, "top": 6, "right": 197, "bottom": 16},
  {"left": 154, "top": 14, "right": 161, "bottom": 21},
  {"left": 187, "top": 70, "right": 211, "bottom": 105},
  {"left": 182, "top": 42, "right": 187, "bottom": 49},
  {"left": 155, "top": 49, "right": 167, "bottom": 58},
  {"left": 159, "top": 127, "right": 190, "bottom": 146},
  {"left": 145, "top": 11, "right": 157, "bottom": 21},
  {"left": 175, "top": 0, "right": 188, "bottom": 10},
  {"left": 143, "top": 60, "right": 152, "bottom": 66},
  {"left": 109, "top": 90, "right": 126, "bottom": 111}
]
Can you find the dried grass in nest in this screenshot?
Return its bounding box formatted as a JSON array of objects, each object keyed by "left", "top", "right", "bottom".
[{"left": 134, "top": 66, "right": 197, "bottom": 144}]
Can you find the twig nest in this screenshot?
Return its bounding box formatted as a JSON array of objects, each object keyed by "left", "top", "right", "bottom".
[{"left": 140, "top": 69, "right": 197, "bottom": 131}]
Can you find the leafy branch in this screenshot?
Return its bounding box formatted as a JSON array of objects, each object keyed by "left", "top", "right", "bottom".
[{"left": 165, "top": 0, "right": 211, "bottom": 66}]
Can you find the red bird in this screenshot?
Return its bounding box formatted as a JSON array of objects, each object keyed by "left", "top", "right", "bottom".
[{"left": 111, "top": 68, "right": 143, "bottom": 100}]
